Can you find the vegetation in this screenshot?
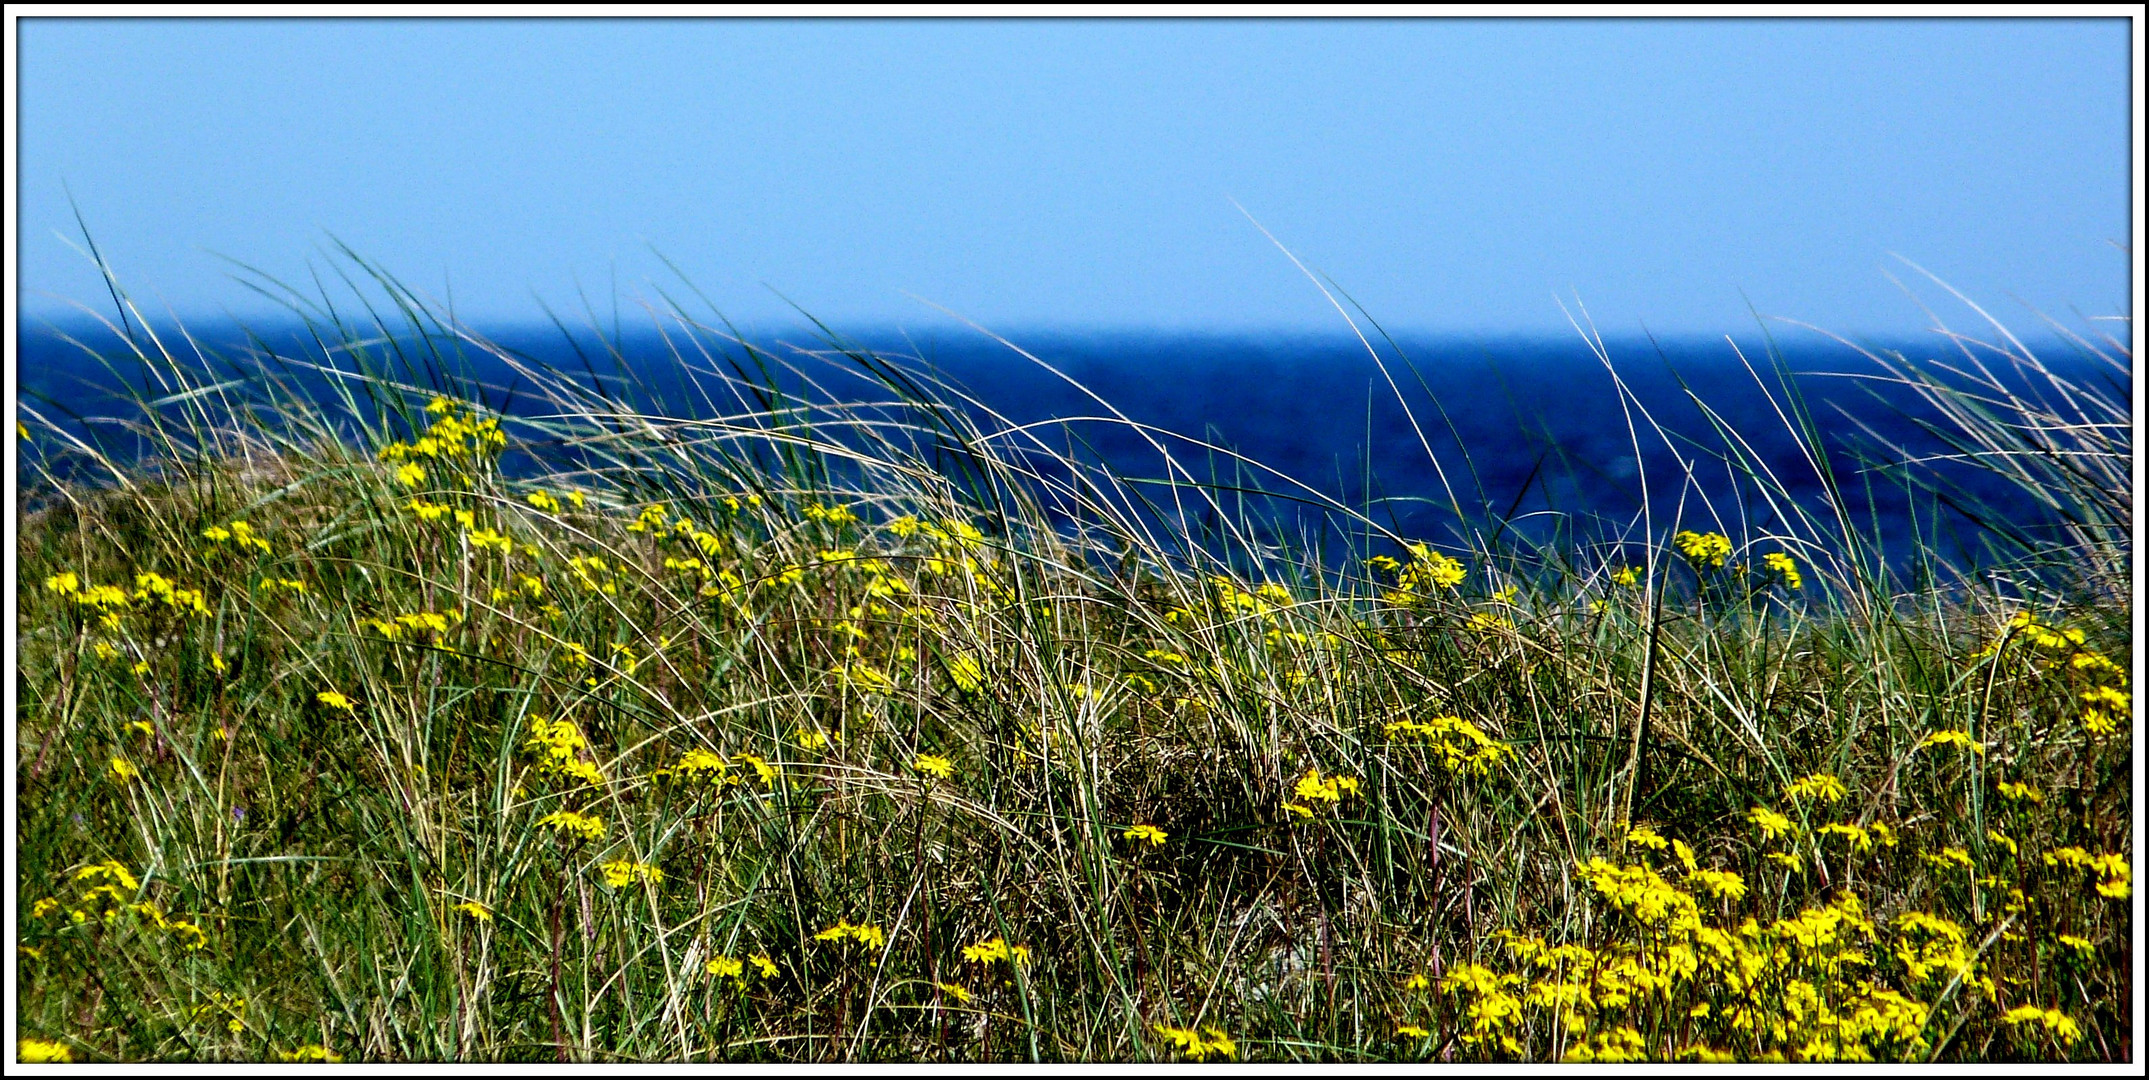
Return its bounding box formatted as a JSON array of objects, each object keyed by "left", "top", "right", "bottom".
[{"left": 14, "top": 251, "right": 2132, "bottom": 1062}]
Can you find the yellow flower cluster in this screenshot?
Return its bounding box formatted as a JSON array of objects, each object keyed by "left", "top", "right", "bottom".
[
  {"left": 1283, "top": 764, "right": 1361, "bottom": 819},
  {"left": 1151, "top": 1023, "right": 1235, "bottom": 1060},
  {"left": 1919, "top": 729, "right": 1985, "bottom": 755},
  {"left": 32, "top": 861, "right": 209, "bottom": 952},
  {"left": 1782, "top": 773, "right": 1847, "bottom": 804},
  {"left": 201, "top": 520, "right": 272, "bottom": 554},
  {"left": 46, "top": 573, "right": 130, "bottom": 628},
  {"left": 377, "top": 397, "right": 507, "bottom": 466},
  {"left": 18, "top": 1038, "right": 74, "bottom": 1062},
  {"left": 2044, "top": 847, "right": 2131, "bottom": 900},
  {"left": 706, "top": 952, "right": 779, "bottom": 984},
  {"left": 733, "top": 753, "right": 779, "bottom": 789},
  {"left": 132, "top": 572, "right": 212, "bottom": 617},
  {"left": 651, "top": 748, "right": 779, "bottom": 791},
  {"left": 1996, "top": 781, "right": 2043, "bottom": 804},
  {"left": 523, "top": 716, "right": 604, "bottom": 787},
  {"left": 1972, "top": 615, "right": 2129, "bottom": 742},
  {"left": 815, "top": 919, "right": 887, "bottom": 949},
  {"left": 280, "top": 1044, "right": 345, "bottom": 1062},
  {"left": 191, "top": 991, "right": 249, "bottom": 1035},
  {"left": 1462, "top": 857, "right": 1947, "bottom": 1062},
  {"left": 961, "top": 936, "right": 1032, "bottom": 967},
  {"left": 404, "top": 498, "right": 474, "bottom": 528},
  {"left": 468, "top": 527, "right": 513, "bottom": 554},
  {"left": 1384, "top": 714, "right": 1511, "bottom": 777},
  {"left": 650, "top": 748, "right": 737, "bottom": 787},
  {"left": 1562, "top": 1026, "right": 1649, "bottom": 1063},
  {"left": 803, "top": 502, "right": 860, "bottom": 526},
  {"left": 2001, "top": 1005, "right": 2083, "bottom": 1046},
  {"left": 600, "top": 859, "right": 663, "bottom": 888},
  {"left": 1368, "top": 542, "right": 1467, "bottom": 606},
  {"left": 1673, "top": 530, "right": 1733, "bottom": 569},
  {"left": 1761, "top": 551, "right": 1802, "bottom": 589},
  {"left": 566, "top": 555, "right": 621, "bottom": 596},
  {"left": 2080, "top": 684, "right": 2128, "bottom": 738},
  {"left": 535, "top": 809, "right": 605, "bottom": 841},
  {"left": 1748, "top": 806, "right": 1794, "bottom": 842},
  {"left": 367, "top": 609, "right": 460, "bottom": 641}
]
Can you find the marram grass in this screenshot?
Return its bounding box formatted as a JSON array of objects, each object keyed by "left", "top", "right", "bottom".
[{"left": 13, "top": 260, "right": 2133, "bottom": 1063}]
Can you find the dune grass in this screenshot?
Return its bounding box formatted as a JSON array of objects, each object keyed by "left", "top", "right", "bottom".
[{"left": 12, "top": 251, "right": 2133, "bottom": 1063}]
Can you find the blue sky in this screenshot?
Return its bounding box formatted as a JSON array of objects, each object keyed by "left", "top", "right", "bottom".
[{"left": 16, "top": 17, "right": 2135, "bottom": 338}]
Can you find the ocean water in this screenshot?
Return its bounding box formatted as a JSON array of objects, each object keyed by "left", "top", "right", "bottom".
[{"left": 16, "top": 317, "right": 2128, "bottom": 579}]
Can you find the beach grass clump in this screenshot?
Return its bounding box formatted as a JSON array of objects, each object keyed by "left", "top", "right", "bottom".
[{"left": 13, "top": 256, "right": 2131, "bottom": 1062}]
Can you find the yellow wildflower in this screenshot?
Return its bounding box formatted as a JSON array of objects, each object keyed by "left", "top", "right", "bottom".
[
  {"left": 1747, "top": 805, "right": 1795, "bottom": 841},
  {"left": 1152, "top": 1023, "right": 1235, "bottom": 1060},
  {"left": 19, "top": 1039, "right": 75, "bottom": 1063},
  {"left": 316, "top": 691, "right": 356, "bottom": 713},
  {"left": 815, "top": 920, "right": 887, "bottom": 950},
  {"left": 1688, "top": 868, "right": 1748, "bottom": 901},
  {"left": 1292, "top": 765, "right": 1360, "bottom": 805},
  {"left": 653, "top": 748, "right": 733, "bottom": 787},
  {"left": 1783, "top": 772, "right": 1847, "bottom": 804},
  {"left": 468, "top": 527, "right": 513, "bottom": 553},
  {"left": 1673, "top": 529, "right": 1733, "bottom": 568},
  {"left": 944, "top": 651, "right": 985, "bottom": 693},
  {"left": 1124, "top": 823, "right": 1168, "bottom": 846},
  {"left": 535, "top": 809, "right": 605, "bottom": 841},
  {"left": 1820, "top": 822, "right": 1874, "bottom": 853},
  {"left": 1919, "top": 729, "right": 1985, "bottom": 755},
  {"left": 1625, "top": 823, "right": 1670, "bottom": 850},
  {"left": 1763, "top": 550, "right": 1802, "bottom": 588},
  {"left": 914, "top": 753, "right": 955, "bottom": 779},
  {"left": 2001, "top": 1005, "right": 2082, "bottom": 1046},
  {"left": 600, "top": 859, "right": 663, "bottom": 888},
  {"left": 167, "top": 920, "right": 208, "bottom": 949},
  {"left": 280, "top": 1044, "right": 344, "bottom": 1063},
  {"left": 733, "top": 752, "right": 779, "bottom": 789},
  {"left": 962, "top": 936, "right": 1032, "bottom": 967}
]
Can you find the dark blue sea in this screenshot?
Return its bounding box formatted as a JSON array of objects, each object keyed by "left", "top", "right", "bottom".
[{"left": 16, "top": 316, "right": 2130, "bottom": 582}]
